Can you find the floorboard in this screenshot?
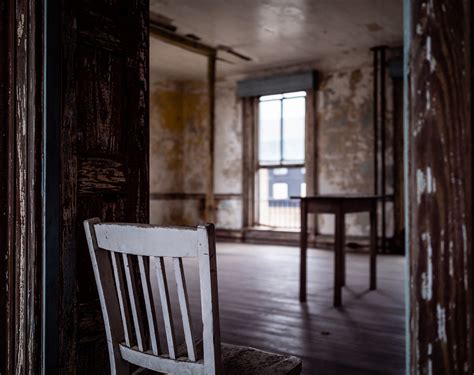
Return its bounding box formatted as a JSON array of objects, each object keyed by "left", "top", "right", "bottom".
[{"left": 162, "top": 243, "right": 405, "bottom": 375}]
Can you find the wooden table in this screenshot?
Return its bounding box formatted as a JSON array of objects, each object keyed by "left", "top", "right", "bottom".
[{"left": 295, "top": 195, "right": 389, "bottom": 307}]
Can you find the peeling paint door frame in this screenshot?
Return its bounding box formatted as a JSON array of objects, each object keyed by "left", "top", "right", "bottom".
[
  {"left": 405, "top": 0, "right": 473, "bottom": 373},
  {"left": 0, "top": 0, "right": 44, "bottom": 373}
]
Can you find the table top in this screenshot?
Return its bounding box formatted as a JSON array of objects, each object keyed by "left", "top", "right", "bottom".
[{"left": 291, "top": 194, "right": 393, "bottom": 201}]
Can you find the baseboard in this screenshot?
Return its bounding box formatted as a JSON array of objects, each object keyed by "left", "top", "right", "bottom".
[{"left": 216, "top": 228, "right": 379, "bottom": 252}]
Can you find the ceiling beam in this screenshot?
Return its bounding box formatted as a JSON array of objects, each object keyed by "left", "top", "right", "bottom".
[{"left": 150, "top": 13, "right": 215, "bottom": 57}]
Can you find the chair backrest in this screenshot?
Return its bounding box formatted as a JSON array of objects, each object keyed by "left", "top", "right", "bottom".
[{"left": 83, "top": 218, "right": 222, "bottom": 375}]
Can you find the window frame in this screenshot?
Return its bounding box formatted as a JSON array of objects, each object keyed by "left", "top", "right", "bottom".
[
  {"left": 255, "top": 91, "right": 307, "bottom": 229},
  {"left": 241, "top": 89, "right": 317, "bottom": 232},
  {"left": 258, "top": 91, "right": 307, "bottom": 168}
]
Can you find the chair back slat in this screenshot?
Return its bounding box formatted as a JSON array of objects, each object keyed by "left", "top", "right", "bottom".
[
  {"left": 84, "top": 218, "right": 222, "bottom": 375},
  {"left": 122, "top": 253, "right": 144, "bottom": 351},
  {"left": 154, "top": 256, "right": 177, "bottom": 359},
  {"left": 110, "top": 252, "right": 130, "bottom": 347},
  {"left": 137, "top": 255, "right": 160, "bottom": 355},
  {"left": 198, "top": 226, "right": 222, "bottom": 374},
  {"left": 95, "top": 223, "right": 198, "bottom": 257},
  {"left": 173, "top": 257, "right": 197, "bottom": 361}
]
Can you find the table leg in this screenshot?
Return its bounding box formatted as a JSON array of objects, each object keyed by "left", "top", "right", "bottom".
[
  {"left": 299, "top": 200, "right": 308, "bottom": 302},
  {"left": 370, "top": 204, "right": 377, "bottom": 290},
  {"left": 341, "top": 217, "right": 346, "bottom": 287},
  {"left": 334, "top": 209, "right": 344, "bottom": 307}
]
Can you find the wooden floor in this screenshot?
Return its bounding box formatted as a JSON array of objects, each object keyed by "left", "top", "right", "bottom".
[{"left": 167, "top": 243, "right": 406, "bottom": 375}]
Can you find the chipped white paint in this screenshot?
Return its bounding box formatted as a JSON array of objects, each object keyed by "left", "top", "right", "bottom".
[
  {"left": 416, "top": 169, "right": 426, "bottom": 204},
  {"left": 426, "top": 36, "right": 432, "bottom": 61},
  {"left": 426, "top": 36, "right": 437, "bottom": 73},
  {"left": 413, "top": 118, "right": 423, "bottom": 137},
  {"left": 15, "top": 32, "right": 28, "bottom": 372},
  {"left": 17, "top": 14, "right": 25, "bottom": 46},
  {"left": 416, "top": 167, "right": 435, "bottom": 203},
  {"left": 421, "top": 232, "right": 433, "bottom": 301},
  {"left": 425, "top": 166, "right": 434, "bottom": 193},
  {"left": 462, "top": 224, "right": 468, "bottom": 290},
  {"left": 436, "top": 304, "right": 447, "bottom": 342},
  {"left": 427, "top": 343, "right": 433, "bottom": 375},
  {"left": 416, "top": 23, "right": 423, "bottom": 35},
  {"left": 426, "top": 0, "right": 434, "bottom": 17},
  {"left": 425, "top": 81, "right": 431, "bottom": 111}
]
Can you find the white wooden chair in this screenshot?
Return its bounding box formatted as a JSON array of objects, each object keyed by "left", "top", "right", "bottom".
[{"left": 84, "top": 219, "right": 302, "bottom": 375}]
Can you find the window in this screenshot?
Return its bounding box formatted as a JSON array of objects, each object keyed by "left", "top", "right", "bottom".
[
  {"left": 272, "top": 183, "right": 289, "bottom": 200},
  {"left": 256, "top": 91, "right": 306, "bottom": 229},
  {"left": 258, "top": 92, "right": 306, "bottom": 165}
]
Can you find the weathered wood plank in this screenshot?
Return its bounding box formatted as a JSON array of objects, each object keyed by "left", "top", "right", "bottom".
[
  {"left": 58, "top": 0, "right": 149, "bottom": 371},
  {"left": 78, "top": 158, "right": 126, "bottom": 194},
  {"left": 408, "top": 0, "right": 472, "bottom": 373},
  {"left": 0, "top": 0, "right": 43, "bottom": 373}
]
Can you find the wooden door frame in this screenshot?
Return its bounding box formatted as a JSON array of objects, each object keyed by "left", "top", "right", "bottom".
[
  {"left": 0, "top": 0, "right": 44, "bottom": 373},
  {"left": 405, "top": 0, "right": 472, "bottom": 373}
]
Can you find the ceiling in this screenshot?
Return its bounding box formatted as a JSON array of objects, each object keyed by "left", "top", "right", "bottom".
[
  {"left": 150, "top": 0, "right": 403, "bottom": 80},
  {"left": 150, "top": 37, "right": 208, "bottom": 81}
]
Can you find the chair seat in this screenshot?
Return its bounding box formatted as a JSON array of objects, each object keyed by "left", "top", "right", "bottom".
[
  {"left": 222, "top": 343, "right": 302, "bottom": 375},
  {"left": 134, "top": 342, "right": 302, "bottom": 375}
]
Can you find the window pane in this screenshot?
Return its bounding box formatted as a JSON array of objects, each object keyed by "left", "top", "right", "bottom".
[
  {"left": 272, "top": 183, "right": 288, "bottom": 199},
  {"left": 258, "top": 100, "right": 281, "bottom": 163},
  {"left": 273, "top": 167, "right": 288, "bottom": 176},
  {"left": 257, "top": 167, "right": 303, "bottom": 229},
  {"left": 282, "top": 97, "right": 305, "bottom": 163}
]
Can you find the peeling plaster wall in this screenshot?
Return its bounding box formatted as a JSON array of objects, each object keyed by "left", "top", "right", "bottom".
[
  {"left": 214, "top": 81, "right": 243, "bottom": 195},
  {"left": 317, "top": 63, "right": 394, "bottom": 236},
  {"left": 214, "top": 81, "right": 243, "bottom": 229},
  {"left": 149, "top": 78, "right": 209, "bottom": 226},
  {"left": 182, "top": 82, "right": 210, "bottom": 193},
  {"left": 213, "top": 49, "right": 396, "bottom": 237},
  {"left": 150, "top": 80, "right": 184, "bottom": 195}
]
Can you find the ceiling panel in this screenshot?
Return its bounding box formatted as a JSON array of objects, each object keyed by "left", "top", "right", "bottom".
[{"left": 150, "top": 0, "right": 403, "bottom": 79}]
